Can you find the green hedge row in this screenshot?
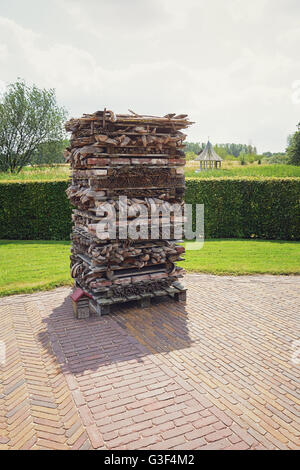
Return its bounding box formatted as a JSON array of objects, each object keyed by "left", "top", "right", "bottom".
[
  {"left": 185, "top": 178, "right": 300, "bottom": 240},
  {"left": 0, "top": 178, "right": 299, "bottom": 240},
  {"left": 0, "top": 181, "right": 72, "bottom": 240}
]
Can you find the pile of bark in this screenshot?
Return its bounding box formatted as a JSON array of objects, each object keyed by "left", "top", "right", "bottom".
[{"left": 65, "top": 109, "right": 193, "bottom": 316}]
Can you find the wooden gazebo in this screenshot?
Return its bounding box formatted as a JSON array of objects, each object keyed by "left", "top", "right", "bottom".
[{"left": 195, "top": 141, "right": 222, "bottom": 170}]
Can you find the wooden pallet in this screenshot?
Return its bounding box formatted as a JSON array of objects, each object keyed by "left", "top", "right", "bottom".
[{"left": 86, "top": 286, "right": 186, "bottom": 316}]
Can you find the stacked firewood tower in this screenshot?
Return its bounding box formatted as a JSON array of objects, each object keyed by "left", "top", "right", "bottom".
[{"left": 65, "top": 109, "right": 193, "bottom": 318}]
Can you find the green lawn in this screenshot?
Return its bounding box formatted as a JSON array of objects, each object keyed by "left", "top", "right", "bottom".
[
  {"left": 0, "top": 239, "right": 299, "bottom": 297},
  {"left": 185, "top": 164, "right": 300, "bottom": 178},
  {"left": 179, "top": 239, "right": 300, "bottom": 275},
  {"left": 0, "top": 165, "right": 69, "bottom": 182},
  {"left": 0, "top": 240, "right": 72, "bottom": 296},
  {"left": 1, "top": 163, "right": 300, "bottom": 182}
]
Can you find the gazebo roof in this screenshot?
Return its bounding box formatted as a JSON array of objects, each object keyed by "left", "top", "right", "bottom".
[{"left": 195, "top": 141, "right": 223, "bottom": 161}]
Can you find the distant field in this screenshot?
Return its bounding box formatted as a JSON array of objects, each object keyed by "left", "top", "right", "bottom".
[
  {"left": 0, "top": 163, "right": 300, "bottom": 181},
  {"left": 0, "top": 165, "right": 70, "bottom": 181},
  {"left": 185, "top": 162, "right": 300, "bottom": 178}
]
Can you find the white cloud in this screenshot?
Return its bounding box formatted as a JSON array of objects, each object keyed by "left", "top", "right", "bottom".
[
  {"left": 0, "top": 44, "right": 8, "bottom": 61},
  {"left": 226, "top": 0, "right": 269, "bottom": 22},
  {"left": 0, "top": 0, "right": 299, "bottom": 152}
]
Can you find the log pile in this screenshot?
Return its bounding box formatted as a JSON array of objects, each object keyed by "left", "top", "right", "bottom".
[{"left": 65, "top": 109, "right": 193, "bottom": 316}]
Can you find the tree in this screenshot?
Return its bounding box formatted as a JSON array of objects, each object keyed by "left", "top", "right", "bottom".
[
  {"left": 0, "top": 80, "right": 67, "bottom": 172},
  {"left": 213, "top": 145, "right": 230, "bottom": 160},
  {"left": 184, "top": 142, "right": 203, "bottom": 154},
  {"left": 286, "top": 123, "right": 300, "bottom": 166},
  {"left": 31, "top": 139, "right": 69, "bottom": 165}
]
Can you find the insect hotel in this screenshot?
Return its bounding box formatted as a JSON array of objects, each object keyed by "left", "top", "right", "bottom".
[{"left": 65, "top": 109, "right": 193, "bottom": 318}]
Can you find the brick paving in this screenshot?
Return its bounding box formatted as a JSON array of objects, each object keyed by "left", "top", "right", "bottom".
[{"left": 0, "top": 274, "right": 299, "bottom": 450}]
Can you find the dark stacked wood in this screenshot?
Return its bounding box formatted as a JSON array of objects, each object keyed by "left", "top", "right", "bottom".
[{"left": 65, "top": 109, "right": 193, "bottom": 316}]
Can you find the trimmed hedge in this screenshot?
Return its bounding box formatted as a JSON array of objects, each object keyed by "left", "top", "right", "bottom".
[
  {"left": 0, "top": 178, "right": 299, "bottom": 240},
  {"left": 0, "top": 181, "right": 72, "bottom": 240},
  {"left": 185, "top": 178, "right": 300, "bottom": 240}
]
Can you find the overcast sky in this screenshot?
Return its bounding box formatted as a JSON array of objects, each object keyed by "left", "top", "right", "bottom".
[{"left": 0, "top": 0, "right": 299, "bottom": 152}]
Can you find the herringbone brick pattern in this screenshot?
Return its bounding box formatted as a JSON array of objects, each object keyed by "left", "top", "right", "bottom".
[
  {"left": 0, "top": 274, "right": 299, "bottom": 450},
  {"left": 0, "top": 294, "right": 91, "bottom": 450}
]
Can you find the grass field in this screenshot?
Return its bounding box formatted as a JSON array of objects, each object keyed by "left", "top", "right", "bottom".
[
  {"left": 0, "top": 165, "right": 69, "bottom": 181},
  {"left": 0, "top": 163, "right": 300, "bottom": 182},
  {"left": 179, "top": 239, "right": 300, "bottom": 275},
  {"left": 185, "top": 162, "right": 300, "bottom": 178},
  {"left": 0, "top": 240, "right": 72, "bottom": 296},
  {"left": 0, "top": 239, "right": 299, "bottom": 297}
]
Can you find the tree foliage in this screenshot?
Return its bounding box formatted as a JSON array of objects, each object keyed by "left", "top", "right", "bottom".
[
  {"left": 286, "top": 123, "right": 300, "bottom": 166},
  {"left": 265, "top": 154, "right": 289, "bottom": 164},
  {"left": 184, "top": 142, "right": 204, "bottom": 154},
  {"left": 185, "top": 141, "right": 257, "bottom": 158},
  {"left": 0, "top": 80, "right": 67, "bottom": 172},
  {"left": 219, "top": 143, "right": 257, "bottom": 157},
  {"left": 186, "top": 151, "right": 200, "bottom": 161},
  {"left": 31, "top": 139, "right": 69, "bottom": 165}
]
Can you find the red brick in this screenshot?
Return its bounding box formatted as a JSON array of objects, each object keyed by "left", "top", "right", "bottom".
[
  {"left": 194, "top": 415, "right": 219, "bottom": 429},
  {"left": 101, "top": 431, "right": 118, "bottom": 442},
  {"left": 152, "top": 411, "right": 183, "bottom": 425},
  {"left": 89, "top": 403, "right": 106, "bottom": 414},
  {"left": 210, "top": 406, "right": 233, "bottom": 427},
  {"left": 185, "top": 424, "right": 216, "bottom": 440},
  {"left": 105, "top": 405, "right": 127, "bottom": 416},
  {"left": 111, "top": 408, "right": 143, "bottom": 422},
  {"left": 78, "top": 405, "right": 94, "bottom": 426},
  {"left": 158, "top": 392, "right": 176, "bottom": 401},
  {"left": 174, "top": 413, "right": 202, "bottom": 426},
  {"left": 126, "top": 397, "right": 153, "bottom": 410},
  {"left": 135, "top": 389, "right": 165, "bottom": 400},
  {"left": 226, "top": 441, "right": 250, "bottom": 450},
  {"left": 131, "top": 435, "right": 162, "bottom": 450},
  {"left": 199, "top": 438, "right": 230, "bottom": 450},
  {"left": 133, "top": 410, "right": 162, "bottom": 423},
  {"left": 190, "top": 390, "right": 213, "bottom": 409},
  {"left": 100, "top": 418, "right": 133, "bottom": 434},
  {"left": 71, "top": 432, "right": 90, "bottom": 450},
  {"left": 144, "top": 399, "right": 174, "bottom": 412},
  {"left": 119, "top": 420, "right": 152, "bottom": 436},
  {"left": 86, "top": 424, "right": 104, "bottom": 449},
  {"left": 213, "top": 421, "right": 227, "bottom": 430},
  {"left": 2, "top": 275, "right": 299, "bottom": 452},
  {"left": 228, "top": 434, "right": 242, "bottom": 444},
  {"left": 230, "top": 424, "right": 258, "bottom": 446},
  {"left": 106, "top": 432, "right": 140, "bottom": 449},
  {"left": 72, "top": 390, "right": 85, "bottom": 407},
  {"left": 162, "top": 423, "right": 194, "bottom": 440},
  {"left": 205, "top": 429, "right": 232, "bottom": 442},
  {"left": 180, "top": 437, "right": 206, "bottom": 449},
  {"left": 94, "top": 416, "right": 111, "bottom": 427},
  {"left": 152, "top": 435, "right": 186, "bottom": 449}
]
